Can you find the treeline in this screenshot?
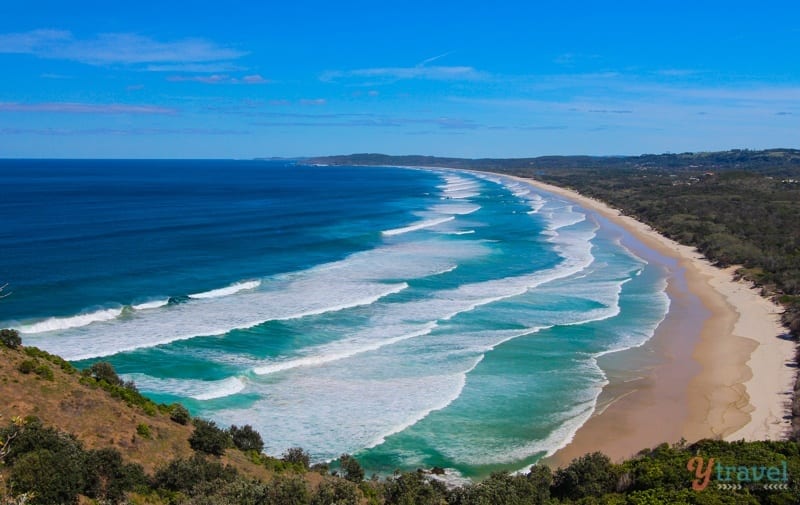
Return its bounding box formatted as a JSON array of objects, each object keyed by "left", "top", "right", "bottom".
[
  {"left": 309, "top": 148, "right": 800, "bottom": 175},
  {"left": 2, "top": 415, "right": 799, "bottom": 504}
]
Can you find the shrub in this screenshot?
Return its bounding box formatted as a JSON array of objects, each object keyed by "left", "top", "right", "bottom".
[
  {"left": 337, "top": 454, "right": 364, "bottom": 483},
  {"left": 136, "top": 423, "right": 151, "bottom": 439},
  {"left": 34, "top": 363, "right": 54, "bottom": 380},
  {"left": 169, "top": 403, "right": 191, "bottom": 425},
  {"left": 84, "top": 447, "right": 146, "bottom": 504},
  {"left": 189, "top": 419, "right": 232, "bottom": 456},
  {"left": 83, "top": 361, "right": 124, "bottom": 386},
  {"left": 229, "top": 424, "right": 264, "bottom": 453},
  {"left": 266, "top": 475, "right": 310, "bottom": 505},
  {"left": 382, "top": 471, "right": 448, "bottom": 505},
  {"left": 153, "top": 454, "right": 238, "bottom": 493},
  {"left": 0, "top": 328, "right": 21, "bottom": 348},
  {"left": 17, "top": 359, "right": 36, "bottom": 374},
  {"left": 311, "top": 478, "right": 359, "bottom": 505},
  {"left": 9, "top": 448, "right": 86, "bottom": 505},
  {"left": 283, "top": 446, "right": 311, "bottom": 470},
  {"left": 552, "top": 451, "right": 618, "bottom": 501}
]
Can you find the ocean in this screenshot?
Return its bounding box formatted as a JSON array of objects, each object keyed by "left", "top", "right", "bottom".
[{"left": 0, "top": 159, "right": 669, "bottom": 479}]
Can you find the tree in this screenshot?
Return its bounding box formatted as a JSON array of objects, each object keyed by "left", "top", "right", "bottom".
[
  {"left": 0, "top": 328, "right": 21, "bottom": 349},
  {"left": 84, "top": 447, "right": 146, "bottom": 504},
  {"left": 169, "top": 403, "right": 191, "bottom": 425},
  {"left": 337, "top": 454, "right": 364, "bottom": 483},
  {"left": 282, "top": 447, "right": 311, "bottom": 470},
  {"left": 83, "top": 361, "right": 124, "bottom": 387},
  {"left": 10, "top": 449, "right": 84, "bottom": 504},
  {"left": 311, "top": 479, "right": 359, "bottom": 505},
  {"left": 189, "top": 419, "right": 232, "bottom": 456},
  {"left": 229, "top": 424, "right": 264, "bottom": 453},
  {"left": 552, "top": 452, "right": 618, "bottom": 501}
]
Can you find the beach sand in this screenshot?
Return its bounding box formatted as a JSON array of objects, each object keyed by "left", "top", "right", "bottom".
[{"left": 499, "top": 176, "right": 796, "bottom": 466}]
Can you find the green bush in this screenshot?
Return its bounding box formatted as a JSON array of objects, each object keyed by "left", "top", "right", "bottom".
[
  {"left": 189, "top": 419, "right": 232, "bottom": 456},
  {"left": 34, "top": 363, "right": 54, "bottom": 380},
  {"left": 337, "top": 454, "right": 364, "bottom": 483},
  {"left": 83, "top": 361, "right": 124, "bottom": 386},
  {"left": 382, "top": 471, "right": 448, "bottom": 505},
  {"left": 266, "top": 474, "right": 310, "bottom": 505},
  {"left": 311, "top": 478, "right": 359, "bottom": 505},
  {"left": 283, "top": 446, "right": 311, "bottom": 470},
  {"left": 229, "top": 423, "right": 264, "bottom": 453},
  {"left": 17, "top": 359, "right": 36, "bottom": 374},
  {"left": 169, "top": 403, "right": 191, "bottom": 425},
  {"left": 552, "top": 452, "right": 618, "bottom": 501},
  {"left": 136, "top": 423, "right": 151, "bottom": 439},
  {"left": 9, "top": 448, "right": 86, "bottom": 505},
  {"left": 0, "top": 328, "right": 21, "bottom": 348},
  {"left": 84, "top": 447, "right": 146, "bottom": 504},
  {"left": 153, "top": 454, "right": 238, "bottom": 493}
]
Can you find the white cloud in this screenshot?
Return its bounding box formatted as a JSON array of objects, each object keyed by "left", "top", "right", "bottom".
[
  {"left": 321, "top": 65, "right": 485, "bottom": 83},
  {"left": 0, "top": 102, "right": 176, "bottom": 114},
  {"left": 0, "top": 29, "right": 246, "bottom": 70}
]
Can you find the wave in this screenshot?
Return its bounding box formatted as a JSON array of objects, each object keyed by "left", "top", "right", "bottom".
[
  {"left": 273, "top": 282, "right": 409, "bottom": 322},
  {"left": 441, "top": 230, "right": 475, "bottom": 235},
  {"left": 382, "top": 216, "right": 455, "bottom": 236},
  {"left": 126, "top": 374, "right": 246, "bottom": 401},
  {"left": 17, "top": 307, "right": 123, "bottom": 334},
  {"left": 364, "top": 355, "right": 483, "bottom": 450},
  {"left": 189, "top": 280, "right": 261, "bottom": 299},
  {"left": 253, "top": 322, "right": 438, "bottom": 375},
  {"left": 132, "top": 299, "right": 169, "bottom": 311},
  {"left": 430, "top": 203, "right": 481, "bottom": 215}
]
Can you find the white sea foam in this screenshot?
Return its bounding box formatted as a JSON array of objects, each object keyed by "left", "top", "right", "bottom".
[
  {"left": 18, "top": 307, "right": 123, "bottom": 334},
  {"left": 430, "top": 203, "right": 481, "bottom": 215},
  {"left": 132, "top": 299, "right": 169, "bottom": 311},
  {"left": 440, "top": 230, "right": 475, "bottom": 235},
  {"left": 23, "top": 239, "right": 489, "bottom": 360},
  {"left": 253, "top": 322, "right": 438, "bottom": 375},
  {"left": 126, "top": 374, "right": 246, "bottom": 400},
  {"left": 189, "top": 280, "right": 261, "bottom": 299},
  {"left": 382, "top": 216, "right": 455, "bottom": 236}
]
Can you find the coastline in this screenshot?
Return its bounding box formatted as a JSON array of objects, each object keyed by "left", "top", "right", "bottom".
[{"left": 500, "top": 175, "right": 795, "bottom": 466}]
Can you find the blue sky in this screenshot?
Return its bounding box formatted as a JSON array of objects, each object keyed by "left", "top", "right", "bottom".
[{"left": 1, "top": 1, "right": 798, "bottom": 158}]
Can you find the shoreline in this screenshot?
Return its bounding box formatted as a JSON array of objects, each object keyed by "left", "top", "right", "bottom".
[{"left": 500, "top": 175, "right": 795, "bottom": 466}]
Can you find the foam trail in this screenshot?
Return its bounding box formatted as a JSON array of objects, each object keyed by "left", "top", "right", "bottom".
[
  {"left": 253, "top": 322, "right": 437, "bottom": 375},
  {"left": 34, "top": 281, "right": 410, "bottom": 361},
  {"left": 382, "top": 216, "right": 455, "bottom": 236},
  {"left": 18, "top": 308, "right": 123, "bottom": 334},
  {"left": 126, "top": 374, "right": 246, "bottom": 400},
  {"left": 273, "top": 283, "right": 409, "bottom": 321},
  {"left": 364, "top": 355, "right": 483, "bottom": 450},
  {"left": 132, "top": 299, "right": 169, "bottom": 311},
  {"left": 441, "top": 230, "right": 475, "bottom": 235},
  {"left": 430, "top": 203, "right": 481, "bottom": 215},
  {"left": 189, "top": 280, "right": 261, "bottom": 299}
]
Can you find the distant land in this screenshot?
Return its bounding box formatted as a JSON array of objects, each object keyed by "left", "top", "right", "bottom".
[{"left": 308, "top": 148, "right": 800, "bottom": 174}]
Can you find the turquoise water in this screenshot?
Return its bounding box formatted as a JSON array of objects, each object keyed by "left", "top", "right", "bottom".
[{"left": 1, "top": 160, "right": 669, "bottom": 480}]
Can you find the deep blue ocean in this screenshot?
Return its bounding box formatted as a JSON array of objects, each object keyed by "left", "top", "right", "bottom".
[{"left": 0, "top": 159, "right": 669, "bottom": 479}]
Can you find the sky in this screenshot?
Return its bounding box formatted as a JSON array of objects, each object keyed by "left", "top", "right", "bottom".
[{"left": 0, "top": 1, "right": 798, "bottom": 158}]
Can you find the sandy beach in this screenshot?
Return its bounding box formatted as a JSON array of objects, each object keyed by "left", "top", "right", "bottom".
[{"left": 499, "top": 175, "right": 796, "bottom": 466}]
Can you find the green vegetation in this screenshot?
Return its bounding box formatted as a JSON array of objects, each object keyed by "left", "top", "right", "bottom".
[
  {"left": 189, "top": 418, "right": 232, "bottom": 456},
  {"left": 229, "top": 423, "right": 264, "bottom": 453},
  {"left": 169, "top": 403, "right": 191, "bottom": 425},
  {"left": 0, "top": 329, "right": 20, "bottom": 349}
]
